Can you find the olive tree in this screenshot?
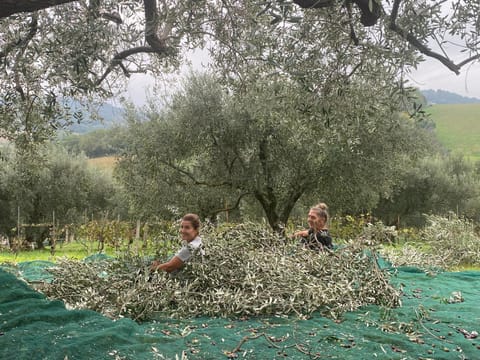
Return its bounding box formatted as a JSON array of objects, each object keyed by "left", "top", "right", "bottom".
[
  {"left": 374, "top": 154, "right": 480, "bottom": 227},
  {"left": 0, "top": 145, "right": 118, "bottom": 245},
  {"left": 117, "top": 72, "right": 432, "bottom": 232}
]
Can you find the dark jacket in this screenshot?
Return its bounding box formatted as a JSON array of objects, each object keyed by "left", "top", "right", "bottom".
[{"left": 301, "top": 228, "right": 333, "bottom": 251}]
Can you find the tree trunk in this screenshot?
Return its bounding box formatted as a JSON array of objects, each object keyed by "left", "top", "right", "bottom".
[{"left": 0, "top": 0, "right": 77, "bottom": 19}]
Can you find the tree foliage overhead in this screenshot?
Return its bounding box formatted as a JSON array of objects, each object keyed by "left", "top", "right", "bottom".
[
  {"left": 1, "top": 0, "right": 479, "bottom": 144},
  {"left": 0, "top": 0, "right": 207, "bottom": 144}
]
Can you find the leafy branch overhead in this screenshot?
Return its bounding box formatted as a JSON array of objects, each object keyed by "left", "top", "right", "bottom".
[
  {"left": 2, "top": 0, "right": 477, "bottom": 77},
  {"left": 1, "top": 0, "right": 479, "bottom": 143}
]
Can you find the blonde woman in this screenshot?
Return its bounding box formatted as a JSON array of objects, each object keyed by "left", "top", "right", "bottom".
[{"left": 293, "top": 203, "right": 333, "bottom": 251}]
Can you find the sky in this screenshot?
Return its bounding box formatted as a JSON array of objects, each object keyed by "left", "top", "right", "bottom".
[
  {"left": 124, "top": 49, "right": 210, "bottom": 107},
  {"left": 408, "top": 53, "right": 480, "bottom": 100},
  {"left": 125, "top": 29, "right": 480, "bottom": 107},
  {"left": 125, "top": 56, "right": 480, "bottom": 107}
]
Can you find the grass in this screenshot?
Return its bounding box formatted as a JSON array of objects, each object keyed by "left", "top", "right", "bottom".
[
  {"left": 0, "top": 241, "right": 116, "bottom": 264},
  {"left": 427, "top": 103, "right": 480, "bottom": 162},
  {"left": 0, "top": 238, "right": 168, "bottom": 265}
]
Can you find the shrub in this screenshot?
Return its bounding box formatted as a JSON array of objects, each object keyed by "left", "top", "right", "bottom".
[
  {"left": 421, "top": 214, "right": 480, "bottom": 267},
  {"left": 380, "top": 214, "right": 480, "bottom": 270}
]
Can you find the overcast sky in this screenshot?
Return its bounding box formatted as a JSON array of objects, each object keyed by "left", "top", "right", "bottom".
[
  {"left": 409, "top": 57, "right": 480, "bottom": 99},
  {"left": 125, "top": 42, "right": 480, "bottom": 107}
]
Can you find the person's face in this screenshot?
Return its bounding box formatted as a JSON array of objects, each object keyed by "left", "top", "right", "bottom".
[
  {"left": 180, "top": 220, "right": 198, "bottom": 242},
  {"left": 307, "top": 210, "right": 325, "bottom": 231}
]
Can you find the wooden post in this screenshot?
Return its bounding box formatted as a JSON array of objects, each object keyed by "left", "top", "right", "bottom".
[
  {"left": 136, "top": 220, "right": 141, "bottom": 240},
  {"left": 17, "top": 206, "right": 20, "bottom": 238},
  {"left": 50, "top": 211, "right": 56, "bottom": 256},
  {"left": 143, "top": 222, "right": 148, "bottom": 250},
  {"left": 225, "top": 199, "right": 229, "bottom": 223}
]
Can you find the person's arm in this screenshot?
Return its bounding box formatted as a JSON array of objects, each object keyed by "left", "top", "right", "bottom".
[
  {"left": 150, "top": 256, "right": 184, "bottom": 273},
  {"left": 292, "top": 229, "right": 309, "bottom": 238}
]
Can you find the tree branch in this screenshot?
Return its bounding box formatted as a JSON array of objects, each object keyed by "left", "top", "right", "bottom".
[
  {"left": 159, "top": 159, "right": 231, "bottom": 188},
  {"left": 457, "top": 54, "right": 480, "bottom": 68},
  {"left": 96, "top": 0, "right": 173, "bottom": 86},
  {"left": 345, "top": 0, "right": 359, "bottom": 46},
  {"left": 389, "top": 0, "right": 461, "bottom": 74},
  {"left": 12, "top": 14, "right": 39, "bottom": 100},
  {"left": 1, "top": 12, "right": 38, "bottom": 62},
  {"left": 0, "top": 0, "right": 77, "bottom": 19},
  {"left": 96, "top": 46, "right": 163, "bottom": 85},
  {"left": 144, "top": 0, "right": 168, "bottom": 50},
  {"left": 210, "top": 192, "right": 251, "bottom": 216},
  {"left": 292, "top": 0, "right": 335, "bottom": 9},
  {"left": 294, "top": 0, "right": 381, "bottom": 26}
]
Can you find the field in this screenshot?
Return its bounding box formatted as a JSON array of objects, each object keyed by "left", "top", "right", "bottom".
[
  {"left": 87, "top": 155, "right": 118, "bottom": 174},
  {"left": 427, "top": 103, "right": 480, "bottom": 162}
]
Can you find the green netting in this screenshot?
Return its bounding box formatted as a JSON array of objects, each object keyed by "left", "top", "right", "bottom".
[{"left": 1, "top": 261, "right": 480, "bottom": 360}]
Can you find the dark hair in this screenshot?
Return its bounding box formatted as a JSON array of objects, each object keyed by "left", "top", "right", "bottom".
[
  {"left": 310, "top": 202, "right": 328, "bottom": 222},
  {"left": 182, "top": 213, "right": 201, "bottom": 230}
]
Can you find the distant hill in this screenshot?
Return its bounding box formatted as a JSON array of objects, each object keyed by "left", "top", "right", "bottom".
[
  {"left": 62, "top": 101, "right": 125, "bottom": 134},
  {"left": 421, "top": 89, "right": 480, "bottom": 105}
]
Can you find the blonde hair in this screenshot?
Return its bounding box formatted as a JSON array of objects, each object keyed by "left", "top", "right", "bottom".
[{"left": 310, "top": 203, "right": 328, "bottom": 222}]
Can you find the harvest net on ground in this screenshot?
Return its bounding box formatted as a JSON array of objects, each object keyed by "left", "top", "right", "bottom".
[{"left": 1, "top": 224, "right": 479, "bottom": 359}]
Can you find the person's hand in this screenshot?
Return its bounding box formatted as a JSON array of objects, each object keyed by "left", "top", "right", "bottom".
[
  {"left": 150, "top": 260, "right": 160, "bottom": 272},
  {"left": 292, "top": 230, "right": 309, "bottom": 238}
]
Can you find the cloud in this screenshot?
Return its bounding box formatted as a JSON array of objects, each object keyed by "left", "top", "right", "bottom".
[{"left": 124, "top": 48, "right": 211, "bottom": 106}]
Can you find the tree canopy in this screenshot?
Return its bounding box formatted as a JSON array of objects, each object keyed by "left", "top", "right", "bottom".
[
  {"left": 1, "top": 1, "right": 480, "bottom": 144},
  {"left": 116, "top": 71, "right": 434, "bottom": 231}
]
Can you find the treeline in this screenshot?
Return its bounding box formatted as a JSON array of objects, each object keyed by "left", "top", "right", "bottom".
[
  {"left": 0, "top": 145, "right": 126, "bottom": 247},
  {"left": 2, "top": 75, "right": 480, "bottom": 244},
  {"left": 57, "top": 126, "right": 127, "bottom": 158}
]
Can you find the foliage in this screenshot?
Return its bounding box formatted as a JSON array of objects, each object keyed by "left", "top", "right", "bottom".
[
  {"left": 74, "top": 219, "right": 179, "bottom": 257},
  {"left": 0, "top": 144, "right": 119, "bottom": 241},
  {"left": 0, "top": 0, "right": 206, "bottom": 145},
  {"left": 379, "top": 244, "right": 447, "bottom": 272},
  {"left": 117, "top": 71, "right": 434, "bottom": 231},
  {"left": 374, "top": 154, "right": 480, "bottom": 227},
  {"left": 380, "top": 214, "right": 480, "bottom": 270},
  {"left": 58, "top": 126, "right": 128, "bottom": 157},
  {"left": 421, "top": 214, "right": 480, "bottom": 267},
  {"left": 358, "top": 221, "right": 398, "bottom": 245},
  {"left": 75, "top": 220, "right": 133, "bottom": 252},
  {"left": 328, "top": 214, "right": 373, "bottom": 241},
  {"left": 2, "top": 1, "right": 480, "bottom": 146},
  {"left": 41, "top": 223, "right": 400, "bottom": 321}
]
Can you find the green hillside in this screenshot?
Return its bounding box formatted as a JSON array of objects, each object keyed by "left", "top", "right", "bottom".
[{"left": 427, "top": 103, "right": 480, "bottom": 162}]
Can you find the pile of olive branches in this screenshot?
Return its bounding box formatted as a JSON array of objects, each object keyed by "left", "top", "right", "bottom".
[
  {"left": 41, "top": 223, "right": 400, "bottom": 321},
  {"left": 380, "top": 214, "right": 480, "bottom": 270}
]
